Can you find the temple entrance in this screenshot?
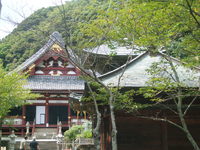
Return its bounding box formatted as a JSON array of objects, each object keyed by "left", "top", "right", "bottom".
[
  {"left": 49, "top": 106, "right": 68, "bottom": 125},
  {"left": 26, "top": 106, "right": 36, "bottom": 122},
  {"left": 36, "top": 106, "right": 45, "bottom": 124}
]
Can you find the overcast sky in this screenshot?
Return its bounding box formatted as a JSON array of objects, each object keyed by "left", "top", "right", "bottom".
[{"left": 0, "top": 0, "right": 68, "bottom": 39}]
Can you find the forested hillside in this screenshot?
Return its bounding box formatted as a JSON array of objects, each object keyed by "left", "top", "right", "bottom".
[
  {"left": 0, "top": 0, "right": 199, "bottom": 70},
  {"left": 0, "top": 0, "right": 107, "bottom": 70}
]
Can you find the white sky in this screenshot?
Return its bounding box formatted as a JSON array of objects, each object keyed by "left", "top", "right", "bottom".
[{"left": 0, "top": 0, "right": 68, "bottom": 39}]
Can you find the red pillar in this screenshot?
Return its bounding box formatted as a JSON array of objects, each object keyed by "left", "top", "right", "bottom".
[
  {"left": 45, "top": 95, "right": 49, "bottom": 127},
  {"left": 22, "top": 106, "right": 26, "bottom": 125},
  {"left": 45, "top": 102, "right": 49, "bottom": 127}
]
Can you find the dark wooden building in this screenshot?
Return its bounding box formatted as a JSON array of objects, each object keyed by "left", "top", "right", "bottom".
[{"left": 100, "top": 51, "right": 200, "bottom": 150}]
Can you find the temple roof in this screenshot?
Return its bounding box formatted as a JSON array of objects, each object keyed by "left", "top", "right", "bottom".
[
  {"left": 100, "top": 52, "right": 200, "bottom": 87},
  {"left": 24, "top": 75, "right": 85, "bottom": 90},
  {"left": 84, "top": 45, "right": 142, "bottom": 56},
  {"left": 11, "top": 31, "right": 86, "bottom": 91},
  {"left": 14, "top": 31, "right": 65, "bottom": 72}
]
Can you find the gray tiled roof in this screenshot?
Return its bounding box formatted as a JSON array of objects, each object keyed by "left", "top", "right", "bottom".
[
  {"left": 14, "top": 32, "right": 65, "bottom": 72},
  {"left": 84, "top": 45, "right": 143, "bottom": 56},
  {"left": 101, "top": 52, "right": 200, "bottom": 87},
  {"left": 24, "top": 75, "right": 85, "bottom": 90}
]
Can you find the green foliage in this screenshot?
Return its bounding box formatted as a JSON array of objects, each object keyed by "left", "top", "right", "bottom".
[
  {"left": 138, "top": 58, "right": 200, "bottom": 103},
  {"left": 80, "top": 0, "right": 200, "bottom": 64},
  {"left": 64, "top": 124, "right": 92, "bottom": 142},
  {"left": 77, "top": 130, "right": 92, "bottom": 138},
  {"left": 64, "top": 125, "right": 84, "bottom": 141},
  {"left": 114, "top": 89, "right": 150, "bottom": 111},
  {"left": 1, "top": 0, "right": 199, "bottom": 70},
  {"left": 83, "top": 82, "right": 110, "bottom": 105},
  {"left": 0, "top": 0, "right": 104, "bottom": 70},
  {"left": 0, "top": 66, "right": 39, "bottom": 119},
  {"left": 83, "top": 82, "right": 149, "bottom": 111}
]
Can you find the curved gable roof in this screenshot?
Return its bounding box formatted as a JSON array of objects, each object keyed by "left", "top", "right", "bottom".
[
  {"left": 100, "top": 52, "right": 200, "bottom": 87},
  {"left": 14, "top": 31, "right": 65, "bottom": 72}
]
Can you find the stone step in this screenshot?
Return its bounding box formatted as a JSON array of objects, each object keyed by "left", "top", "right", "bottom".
[
  {"left": 33, "top": 128, "right": 58, "bottom": 139},
  {"left": 15, "top": 139, "right": 58, "bottom": 150},
  {"left": 36, "top": 140, "right": 58, "bottom": 150},
  {"left": 35, "top": 128, "right": 57, "bottom": 133},
  {"left": 33, "top": 132, "right": 57, "bottom": 139}
]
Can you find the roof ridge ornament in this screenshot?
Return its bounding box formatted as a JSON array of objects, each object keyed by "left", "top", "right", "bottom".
[
  {"left": 50, "top": 31, "right": 65, "bottom": 48},
  {"left": 13, "top": 32, "right": 67, "bottom": 73}
]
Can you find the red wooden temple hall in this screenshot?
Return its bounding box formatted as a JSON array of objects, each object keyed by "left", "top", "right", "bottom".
[{"left": 2, "top": 32, "right": 85, "bottom": 135}]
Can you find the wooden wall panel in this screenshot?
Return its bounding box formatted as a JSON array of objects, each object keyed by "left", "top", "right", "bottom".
[
  {"left": 116, "top": 118, "right": 162, "bottom": 150},
  {"left": 101, "top": 108, "right": 200, "bottom": 150}
]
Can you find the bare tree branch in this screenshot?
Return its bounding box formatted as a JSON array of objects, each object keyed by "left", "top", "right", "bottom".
[
  {"left": 185, "top": 0, "right": 200, "bottom": 27},
  {"left": 138, "top": 115, "right": 184, "bottom": 132},
  {"left": 0, "top": 17, "right": 19, "bottom": 26},
  {"left": 183, "top": 96, "right": 197, "bottom": 116}
]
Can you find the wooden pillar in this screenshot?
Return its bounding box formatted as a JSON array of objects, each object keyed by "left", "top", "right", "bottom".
[
  {"left": 21, "top": 128, "right": 24, "bottom": 136},
  {"left": 77, "top": 111, "right": 80, "bottom": 125},
  {"left": 161, "top": 121, "right": 168, "bottom": 150},
  {"left": 22, "top": 106, "right": 26, "bottom": 125},
  {"left": 101, "top": 117, "right": 104, "bottom": 150},
  {"left": 45, "top": 99, "right": 49, "bottom": 127},
  {"left": 68, "top": 104, "right": 71, "bottom": 127},
  {"left": 108, "top": 117, "right": 112, "bottom": 150}
]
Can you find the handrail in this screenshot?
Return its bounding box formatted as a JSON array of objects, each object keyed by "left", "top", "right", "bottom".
[{"left": 75, "top": 138, "right": 94, "bottom": 145}]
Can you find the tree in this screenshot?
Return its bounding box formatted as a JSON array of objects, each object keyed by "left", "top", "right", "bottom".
[
  {"left": 80, "top": 0, "right": 200, "bottom": 63},
  {"left": 137, "top": 55, "right": 200, "bottom": 150},
  {"left": 85, "top": 82, "right": 102, "bottom": 150},
  {"left": 0, "top": 66, "right": 39, "bottom": 146},
  {"left": 64, "top": 52, "right": 119, "bottom": 150},
  {"left": 75, "top": 0, "right": 200, "bottom": 149},
  {"left": 64, "top": 123, "right": 92, "bottom": 149},
  {"left": 109, "top": 52, "right": 200, "bottom": 150}
]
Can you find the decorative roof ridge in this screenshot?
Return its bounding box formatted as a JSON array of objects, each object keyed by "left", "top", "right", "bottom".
[
  {"left": 13, "top": 31, "right": 65, "bottom": 73},
  {"left": 50, "top": 31, "right": 65, "bottom": 48}
]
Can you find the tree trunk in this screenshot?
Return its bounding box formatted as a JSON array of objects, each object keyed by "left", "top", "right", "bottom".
[
  {"left": 93, "top": 113, "right": 101, "bottom": 150},
  {"left": 0, "top": 118, "right": 3, "bottom": 147},
  {"left": 87, "top": 83, "right": 101, "bottom": 150},
  {"left": 177, "top": 94, "right": 200, "bottom": 150},
  {"left": 108, "top": 91, "right": 117, "bottom": 150},
  {"left": 167, "top": 56, "right": 200, "bottom": 150}
]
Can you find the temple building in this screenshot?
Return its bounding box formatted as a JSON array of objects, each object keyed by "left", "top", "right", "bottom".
[
  {"left": 2, "top": 32, "right": 85, "bottom": 135},
  {"left": 99, "top": 51, "right": 200, "bottom": 150}
]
